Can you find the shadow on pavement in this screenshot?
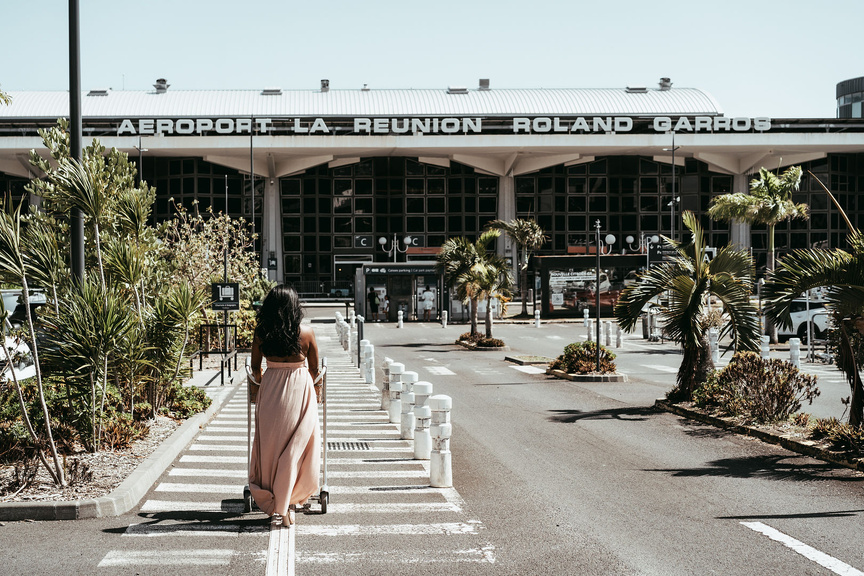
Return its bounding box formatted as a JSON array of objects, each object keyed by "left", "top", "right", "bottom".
[
  {"left": 717, "top": 509, "right": 864, "bottom": 520},
  {"left": 548, "top": 406, "right": 659, "bottom": 423},
  {"left": 645, "top": 454, "right": 864, "bottom": 482}
]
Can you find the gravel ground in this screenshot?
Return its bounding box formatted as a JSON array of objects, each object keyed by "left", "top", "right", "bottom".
[{"left": 0, "top": 416, "right": 179, "bottom": 503}]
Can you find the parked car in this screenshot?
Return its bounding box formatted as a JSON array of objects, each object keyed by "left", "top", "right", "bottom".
[
  {"left": 0, "top": 288, "right": 47, "bottom": 329},
  {"left": 776, "top": 299, "right": 830, "bottom": 343}
]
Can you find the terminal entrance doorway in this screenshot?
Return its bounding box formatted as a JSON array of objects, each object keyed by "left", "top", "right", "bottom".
[{"left": 357, "top": 263, "right": 442, "bottom": 322}]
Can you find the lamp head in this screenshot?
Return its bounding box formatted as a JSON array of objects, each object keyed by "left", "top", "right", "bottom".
[
  {"left": 651, "top": 235, "right": 660, "bottom": 244},
  {"left": 604, "top": 234, "right": 616, "bottom": 245},
  {"left": 403, "top": 235, "right": 413, "bottom": 246},
  {"left": 378, "top": 236, "right": 387, "bottom": 246},
  {"left": 625, "top": 235, "right": 635, "bottom": 244}
]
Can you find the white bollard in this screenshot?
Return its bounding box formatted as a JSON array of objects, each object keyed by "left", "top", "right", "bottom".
[
  {"left": 388, "top": 380, "right": 403, "bottom": 424},
  {"left": 441, "top": 310, "right": 448, "bottom": 328},
  {"left": 400, "top": 391, "right": 415, "bottom": 440},
  {"left": 583, "top": 308, "right": 590, "bottom": 327},
  {"left": 413, "top": 381, "right": 433, "bottom": 409},
  {"left": 400, "top": 370, "right": 418, "bottom": 394},
  {"left": 414, "top": 405, "right": 432, "bottom": 460},
  {"left": 535, "top": 309, "right": 541, "bottom": 328},
  {"left": 616, "top": 325, "right": 623, "bottom": 348},
  {"left": 587, "top": 319, "right": 594, "bottom": 341},
  {"left": 364, "top": 343, "right": 375, "bottom": 386},
  {"left": 760, "top": 335, "right": 770, "bottom": 359},
  {"left": 604, "top": 321, "right": 612, "bottom": 347},
  {"left": 398, "top": 310, "right": 404, "bottom": 329},
  {"left": 429, "top": 395, "right": 453, "bottom": 488},
  {"left": 381, "top": 357, "right": 393, "bottom": 410},
  {"left": 349, "top": 310, "right": 355, "bottom": 327},
  {"left": 387, "top": 362, "right": 404, "bottom": 413},
  {"left": 358, "top": 339, "right": 370, "bottom": 380},
  {"left": 789, "top": 338, "right": 801, "bottom": 369},
  {"left": 709, "top": 328, "right": 719, "bottom": 364}
]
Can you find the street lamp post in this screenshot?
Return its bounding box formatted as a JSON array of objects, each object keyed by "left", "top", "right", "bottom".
[
  {"left": 664, "top": 132, "right": 681, "bottom": 242},
  {"left": 594, "top": 220, "right": 616, "bottom": 370},
  {"left": 626, "top": 233, "right": 661, "bottom": 270},
  {"left": 379, "top": 233, "right": 412, "bottom": 262},
  {"left": 133, "top": 136, "right": 148, "bottom": 185}
]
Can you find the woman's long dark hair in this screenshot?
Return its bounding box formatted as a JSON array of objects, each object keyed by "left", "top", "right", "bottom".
[{"left": 255, "top": 285, "right": 303, "bottom": 357}]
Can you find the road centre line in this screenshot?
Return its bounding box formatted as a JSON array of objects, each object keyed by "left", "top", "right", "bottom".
[{"left": 741, "top": 522, "right": 864, "bottom": 576}]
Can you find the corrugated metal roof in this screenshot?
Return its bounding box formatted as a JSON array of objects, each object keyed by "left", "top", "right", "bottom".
[{"left": 0, "top": 87, "right": 723, "bottom": 119}]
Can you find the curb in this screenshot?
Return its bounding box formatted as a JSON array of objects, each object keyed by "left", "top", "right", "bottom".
[
  {"left": 0, "top": 371, "right": 242, "bottom": 521},
  {"left": 455, "top": 340, "right": 511, "bottom": 352},
  {"left": 654, "top": 399, "right": 864, "bottom": 473},
  {"left": 545, "top": 368, "right": 629, "bottom": 382}
]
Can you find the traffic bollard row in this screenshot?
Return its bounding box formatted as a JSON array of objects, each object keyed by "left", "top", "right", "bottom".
[
  {"left": 364, "top": 343, "right": 375, "bottom": 386},
  {"left": 442, "top": 310, "right": 448, "bottom": 328},
  {"left": 789, "top": 338, "right": 801, "bottom": 368},
  {"left": 535, "top": 309, "right": 541, "bottom": 328},
  {"left": 358, "top": 339, "right": 370, "bottom": 381},
  {"left": 381, "top": 357, "right": 393, "bottom": 410},
  {"left": 400, "top": 371, "right": 418, "bottom": 440},
  {"left": 760, "top": 335, "right": 770, "bottom": 359},
  {"left": 387, "top": 362, "right": 404, "bottom": 423},
  {"left": 586, "top": 318, "right": 594, "bottom": 341}
]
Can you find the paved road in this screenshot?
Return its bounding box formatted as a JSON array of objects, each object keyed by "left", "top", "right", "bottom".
[{"left": 2, "top": 317, "right": 862, "bottom": 575}]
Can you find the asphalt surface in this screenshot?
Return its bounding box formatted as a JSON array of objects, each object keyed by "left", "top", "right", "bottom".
[{"left": 1, "top": 312, "right": 862, "bottom": 575}]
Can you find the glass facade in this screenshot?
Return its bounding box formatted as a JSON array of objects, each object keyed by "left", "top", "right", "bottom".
[{"left": 836, "top": 76, "right": 864, "bottom": 118}]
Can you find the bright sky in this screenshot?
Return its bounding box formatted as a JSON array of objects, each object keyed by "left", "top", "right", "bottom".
[{"left": 1, "top": 0, "right": 861, "bottom": 118}]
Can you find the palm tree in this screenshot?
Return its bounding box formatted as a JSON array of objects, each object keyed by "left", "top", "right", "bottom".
[
  {"left": 615, "top": 211, "right": 761, "bottom": 402},
  {"left": 708, "top": 165, "right": 809, "bottom": 342},
  {"left": 485, "top": 219, "right": 547, "bottom": 317},
  {"left": 761, "top": 173, "right": 864, "bottom": 428},
  {"left": 437, "top": 230, "right": 503, "bottom": 337},
  {"left": 457, "top": 256, "right": 513, "bottom": 338}
]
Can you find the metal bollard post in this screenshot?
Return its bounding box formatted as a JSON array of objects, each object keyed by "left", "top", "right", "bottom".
[
  {"left": 398, "top": 310, "right": 404, "bottom": 329},
  {"left": 760, "top": 335, "right": 770, "bottom": 359},
  {"left": 789, "top": 338, "right": 801, "bottom": 369},
  {"left": 400, "top": 391, "right": 415, "bottom": 440},
  {"left": 429, "top": 395, "right": 453, "bottom": 488},
  {"left": 587, "top": 318, "right": 594, "bottom": 341},
  {"left": 616, "top": 325, "right": 623, "bottom": 348},
  {"left": 583, "top": 308, "right": 590, "bottom": 327},
  {"left": 709, "top": 328, "right": 719, "bottom": 364},
  {"left": 604, "top": 321, "right": 612, "bottom": 347},
  {"left": 414, "top": 405, "right": 432, "bottom": 460},
  {"left": 441, "top": 310, "right": 448, "bottom": 328},
  {"left": 364, "top": 343, "right": 375, "bottom": 386},
  {"left": 535, "top": 309, "right": 541, "bottom": 328},
  {"left": 388, "top": 380, "right": 403, "bottom": 424},
  {"left": 387, "top": 362, "right": 404, "bottom": 413}
]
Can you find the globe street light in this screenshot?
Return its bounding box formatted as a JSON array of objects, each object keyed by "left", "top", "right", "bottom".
[
  {"left": 626, "top": 233, "right": 661, "bottom": 269},
  {"left": 379, "top": 233, "right": 412, "bottom": 262}
]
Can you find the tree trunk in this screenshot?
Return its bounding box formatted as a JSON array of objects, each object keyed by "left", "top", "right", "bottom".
[
  {"left": 671, "top": 334, "right": 714, "bottom": 403},
  {"left": 470, "top": 297, "right": 479, "bottom": 336},
  {"left": 520, "top": 247, "right": 529, "bottom": 317},
  {"left": 767, "top": 224, "right": 779, "bottom": 344},
  {"left": 838, "top": 324, "right": 864, "bottom": 427},
  {"left": 485, "top": 296, "right": 493, "bottom": 339}
]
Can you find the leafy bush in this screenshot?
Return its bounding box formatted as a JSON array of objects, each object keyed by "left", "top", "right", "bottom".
[
  {"left": 810, "top": 417, "right": 864, "bottom": 452},
  {"left": 160, "top": 384, "right": 212, "bottom": 419},
  {"left": 101, "top": 414, "right": 150, "bottom": 450},
  {"left": 693, "top": 351, "right": 819, "bottom": 423},
  {"left": 549, "top": 341, "right": 617, "bottom": 374}
]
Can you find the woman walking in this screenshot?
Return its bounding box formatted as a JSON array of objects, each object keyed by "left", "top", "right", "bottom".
[{"left": 249, "top": 286, "right": 321, "bottom": 526}]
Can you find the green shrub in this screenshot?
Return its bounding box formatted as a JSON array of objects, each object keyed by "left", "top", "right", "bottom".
[
  {"left": 693, "top": 351, "right": 819, "bottom": 423},
  {"left": 101, "top": 414, "right": 150, "bottom": 450},
  {"left": 549, "top": 341, "right": 617, "bottom": 374},
  {"left": 810, "top": 417, "right": 864, "bottom": 452},
  {"left": 161, "top": 384, "right": 212, "bottom": 419}
]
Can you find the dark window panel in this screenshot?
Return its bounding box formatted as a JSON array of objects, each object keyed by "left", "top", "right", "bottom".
[
  {"left": 428, "top": 197, "right": 445, "bottom": 213},
  {"left": 283, "top": 235, "right": 301, "bottom": 252},
  {"left": 406, "top": 198, "right": 425, "bottom": 213},
  {"left": 282, "top": 198, "right": 301, "bottom": 214},
  {"left": 334, "top": 236, "right": 352, "bottom": 249},
  {"left": 479, "top": 197, "right": 497, "bottom": 213},
  {"left": 428, "top": 216, "right": 446, "bottom": 232},
  {"left": 356, "top": 180, "right": 373, "bottom": 195},
  {"left": 428, "top": 178, "right": 446, "bottom": 195},
  {"left": 281, "top": 179, "right": 301, "bottom": 196},
  {"left": 334, "top": 217, "right": 352, "bottom": 233},
  {"left": 355, "top": 198, "right": 373, "bottom": 214},
  {"left": 406, "top": 216, "right": 424, "bottom": 232},
  {"left": 355, "top": 216, "right": 373, "bottom": 233}
]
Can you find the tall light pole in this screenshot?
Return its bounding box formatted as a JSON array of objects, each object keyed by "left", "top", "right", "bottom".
[
  {"left": 664, "top": 132, "right": 680, "bottom": 242},
  {"left": 594, "top": 220, "right": 615, "bottom": 370},
  {"left": 379, "top": 233, "right": 412, "bottom": 262},
  {"left": 68, "top": 0, "right": 84, "bottom": 280},
  {"left": 133, "top": 136, "right": 147, "bottom": 185}
]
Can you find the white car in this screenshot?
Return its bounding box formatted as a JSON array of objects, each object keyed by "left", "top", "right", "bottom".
[{"left": 776, "top": 299, "right": 830, "bottom": 343}]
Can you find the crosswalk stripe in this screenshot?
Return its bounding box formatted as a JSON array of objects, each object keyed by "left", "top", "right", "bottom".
[
  {"left": 179, "top": 455, "right": 246, "bottom": 463},
  {"left": 169, "top": 468, "right": 247, "bottom": 478},
  {"left": 328, "top": 470, "right": 428, "bottom": 479},
  {"left": 155, "top": 483, "right": 242, "bottom": 494},
  {"left": 98, "top": 550, "right": 234, "bottom": 566},
  {"left": 324, "top": 502, "right": 462, "bottom": 513},
  {"left": 297, "top": 521, "right": 483, "bottom": 536},
  {"left": 188, "top": 444, "right": 246, "bottom": 452},
  {"left": 139, "top": 500, "right": 245, "bottom": 513},
  {"left": 511, "top": 365, "right": 547, "bottom": 374},
  {"left": 295, "top": 545, "right": 495, "bottom": 564},
  {"left": 198, "top": 435, "right": 248, "bottom": 441}
]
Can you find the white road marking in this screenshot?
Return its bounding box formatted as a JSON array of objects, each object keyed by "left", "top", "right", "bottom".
[
  {"left": 328, "top": 458, "right": 425, "bottom": 466},
  {"left": 510, "top": 365, "right": 547, "bottom": 374},
  {"left": 546, "top": 335, "right": 563, "bottom": 340},
  {"left": 169, "top": 468, "right": 247, "bottom": 478},
  {"left": 297, "top": 521, "right": 483, "bottom": 536},
  {"left": 124, "top": 522, "right": 265, "bottom": 536},
  {"left": 155, "top": 483, "right": 241, "bottom": 494},
  {"left": 426, "top": 366, "right": 456, "bottom": 376},
  {"left": 139, "top": 500, "right": 244, "bottom": 513},
  {"left": 296, "top": 545, "right": 495, "bottom": 564},
  {"left": 641, "top": 363, "right": 678, "bottom": 373},
  {"left": 188, "top": 444, "right": 246, "bottom": 452},
  {"left": 267, "top": 523, "right": 294, "bottom": 576},
  {"left": 98, "top": 550, "right": 234, "bottom": 566},
  {"left": 329, "top": 485, "right": 455, "bottom": 496},
  {"left": 197, "top": 435, "right": 247, "bottom": 441},
  {"left": 179, "top": 455, "right": 246, "bottom": 464},
  {"left": 204, "top": 426, "right": 248, "bottom": 432},
  {"left": 327, "top": 470, "right": 428, "bottom": 479},
  {"left": 742, "top": 522, "right": 864, "bottom": 576},
  {"left": 323, "top": 502, "right": 462, "bottom": 513}
]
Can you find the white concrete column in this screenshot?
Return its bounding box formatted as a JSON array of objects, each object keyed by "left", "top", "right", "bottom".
[
  {"left": 387, "top": 362, "right": 404, "bottom": 414},
  {"left": 730, "top": 173, "right": 751, "bottom": 251},
  {"left": 441, "top": 311, "right": 448, "bottom": 328},
  {"left": 400, "top": 391, "right": 415, "bottom": 440},
  {"left": 616, "top": 325, "right": 623, "bottom": 348},
  {"left": 583, "top": 308, "right": 590, "bottom": 326},
  {"left": 604, "top": 321, "right": 612, "bottom": 347},
  {"left": 398, "top": 310, "right": 404, "bottom": 328},
  {"left": 429, "top": 394, "right": 453, "bottom": 488},
  {"left": 263, "top": 173, "right": 281, "bottom": 282},
  {"left": 400, "top": 370, "right": 418, "bottom": 394},
  {"left": 498, "top": 174, "right": 517, "bottom": 281}
]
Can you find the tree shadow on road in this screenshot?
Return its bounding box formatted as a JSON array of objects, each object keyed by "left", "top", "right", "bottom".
[
  {"left": 645, "top": 454, "right": 864, "bottom": 483},
  {"left": 548, "top": 406, "right": 660, "bottom": 423},
  {"left": 717, "top": 509, "right": 864, "bottom": 520}
]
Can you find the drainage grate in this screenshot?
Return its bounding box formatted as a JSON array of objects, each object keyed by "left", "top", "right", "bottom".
[{"left": 328, "top": 441, "right": 371, "bottom": 451}]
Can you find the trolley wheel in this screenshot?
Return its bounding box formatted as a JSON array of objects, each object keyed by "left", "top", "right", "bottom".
[
  {"left": 243, "top": 487, "right": 253, "bottom": 513},
  {"left": 320, "top": 491, "right": 329, "bottom": 514}
]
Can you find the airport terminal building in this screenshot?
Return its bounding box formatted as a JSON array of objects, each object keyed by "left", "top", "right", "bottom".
[{"left": 1, "top": 77, "right": 864, "bottom": 306}]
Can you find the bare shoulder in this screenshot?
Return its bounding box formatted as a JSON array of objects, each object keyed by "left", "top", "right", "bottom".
[{"left": 300, "top": 324, "right": 317, "bottom": 341}]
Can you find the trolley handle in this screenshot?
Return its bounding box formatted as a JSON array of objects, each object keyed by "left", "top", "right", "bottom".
[{"left": 314, "top": 364, "right": 327, "bottom": 405}]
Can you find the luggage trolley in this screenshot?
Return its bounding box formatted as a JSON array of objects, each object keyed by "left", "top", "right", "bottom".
[{"left": 243, "top": 357, "right": 330, "bottom": 514}]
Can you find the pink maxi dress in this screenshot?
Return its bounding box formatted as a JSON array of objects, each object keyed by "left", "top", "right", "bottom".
[{"left": 249, "top": 360, "right": 321, "bottom": 518}]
